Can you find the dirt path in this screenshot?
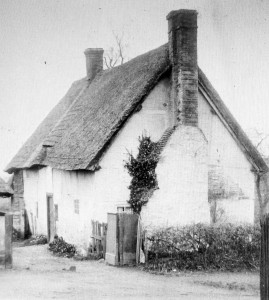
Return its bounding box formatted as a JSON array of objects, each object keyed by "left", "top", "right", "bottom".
[{"left": 0, "top": 245, "right": 259, "bottom": 299}]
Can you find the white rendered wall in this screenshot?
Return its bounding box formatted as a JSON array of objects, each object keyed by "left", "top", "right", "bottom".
[
  {"left": 52, "top": 169, "right": 95, "bottom": 248},
  {"left": 198, "top": 91, "right": 255, "bottom": 224},
  {"left": 141, "top": 126, "right": 209, "bottom": 228},
  {"left": 0, "top": 197, "right": 11, "bottom": 212},
  {"left": 24, "top": 167, "right": 95, "bottom": 248}
]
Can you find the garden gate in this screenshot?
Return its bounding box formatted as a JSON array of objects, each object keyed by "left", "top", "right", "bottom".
[
  {"left": 90, "top": 220, "right": 107, "bottom": 258},
  {"left": 105, "top": 213, "right": 139, "bottom": 266}
]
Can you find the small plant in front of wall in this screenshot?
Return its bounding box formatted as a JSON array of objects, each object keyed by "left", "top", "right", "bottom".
[{"left": 124, "top": 135, "right": 159, "bottom": 214}]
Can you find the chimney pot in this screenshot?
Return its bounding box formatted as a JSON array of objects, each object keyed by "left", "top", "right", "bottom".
[
  {"left": 84, "top": 48, "right": 104, "bottom": 80},
  {"left": 167, "top": 9, "right": 198, "bottom": 126}
]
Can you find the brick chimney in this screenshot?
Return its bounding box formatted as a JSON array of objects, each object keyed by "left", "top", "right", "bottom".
[
  {"left": 167, "top": 9, "right": 198, "bottom": 126},
  {"left": 84, "top": 48, "right": 104, "bottom": 80}
]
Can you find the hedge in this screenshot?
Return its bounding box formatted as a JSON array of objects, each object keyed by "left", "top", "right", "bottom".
[{"left": 146, "top": 223, "right": 260, "bottom": 272}]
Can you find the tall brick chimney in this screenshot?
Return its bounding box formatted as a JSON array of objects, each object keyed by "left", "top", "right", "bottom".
[
  {"left": 167, "top": 9, "right": 198, "bottom": 126},
  {"left": 84, "top": 48, "right": 104, "bottom": 80}
]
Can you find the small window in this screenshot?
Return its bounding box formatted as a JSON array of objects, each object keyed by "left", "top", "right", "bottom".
[
  {"left": 74, "top": 200, "right": 79, "bottom": 214},
  {"left": 117, "top": 207, "right": 124, "bottom": 213},
  {"left": 54, "top": 204, "right": 58, "bottom": 221},
  {"left": 117, "top": 206, "right": 133, "bottom": 214}
]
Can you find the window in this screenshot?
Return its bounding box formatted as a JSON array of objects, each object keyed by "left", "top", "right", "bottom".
[
  {"left": 74, "top": 199, "right": 79, "bottom": 214},
  {"left": 117, "top": 206, "right": 133, "bottom": 214},
  {"left": 54, "top": 204, "right": 58, "bottom": 221}
]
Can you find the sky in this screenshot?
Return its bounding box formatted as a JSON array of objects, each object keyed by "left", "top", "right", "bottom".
[{"left": 0, "top": 0, "right": 269, "bottom": 179}]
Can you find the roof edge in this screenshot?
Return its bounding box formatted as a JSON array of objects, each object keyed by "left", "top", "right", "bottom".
[
  {"left": 198, "top": 68, "right": 268, "bottom": 173},
  {"left": 86, "top": 65, "right": 172, "bottom": 170}
]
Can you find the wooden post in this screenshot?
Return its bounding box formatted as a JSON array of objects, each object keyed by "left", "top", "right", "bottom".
[
  {"left": 96, "top": 222, "right": 100, "bottom": 255},
  {"left": 118, "top": 214, "right": 124, "bottom": 265},
  {"left": 136, "top": 217, "right": 142, "bottom": 265},
  {"left": 261, "top": 214, "right": 269, "bottom": 299},
  {"left": 91, "top": 220, "right": 95, "bottom": 253},
  {"left": 102, "top": 222, "right": 107, "bottom": 257},
  {"left": 144, "top": 230, "right": 148, "bottom": 266},
  {"left": 5, "top": 214, "right": 13, "bottom": 269}
]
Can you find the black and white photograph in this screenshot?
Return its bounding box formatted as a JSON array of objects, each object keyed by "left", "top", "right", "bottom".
[{"left": 0, "top": 0, "right": 269, "bottom": 299}]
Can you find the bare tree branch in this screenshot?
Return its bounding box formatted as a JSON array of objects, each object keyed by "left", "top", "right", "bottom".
[
  {"left": 256, "top": 134, "right": 269, "bottom": 149},
  {"left": 103, "top": 32, "right": 128, "bottom": 69}
]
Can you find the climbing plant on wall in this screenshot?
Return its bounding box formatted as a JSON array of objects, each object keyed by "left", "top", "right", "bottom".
[{"left": 124, "top": 135, "right": 159, "bottom": 214}]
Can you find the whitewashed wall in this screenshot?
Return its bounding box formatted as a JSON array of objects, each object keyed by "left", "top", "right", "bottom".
[
  {"left": 0, "top": 197, "right": 11, "bottom": 212},
  {"left": 198, "top": 91, "right": 255, "bottom": 224},
  {"left": 141, "top": 126, "right": 210, "bottom": 227},
  {"left": 52, "top": 170, "right": 94, "bottom": 248}
]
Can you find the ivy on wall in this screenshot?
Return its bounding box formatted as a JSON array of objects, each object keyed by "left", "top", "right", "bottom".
[{"left": 124, "top": 135, "right": 159, "bottom": 214}]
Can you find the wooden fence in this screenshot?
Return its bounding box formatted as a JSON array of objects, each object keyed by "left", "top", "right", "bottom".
[
  {"left": 261, "top": 214, "right": 269, "bottom": 299},
  {"left": 90, "top": 220, "right": 107, "bottom": 258}
]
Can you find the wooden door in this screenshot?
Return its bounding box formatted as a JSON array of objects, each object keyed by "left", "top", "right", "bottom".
[
  {"left": 105, "top": 213, "right": 118, "bottom": 265},
  {"left": 47, "top": 194, "right": 55, "bottom": 242}
]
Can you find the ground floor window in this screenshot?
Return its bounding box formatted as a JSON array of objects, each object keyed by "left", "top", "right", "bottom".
[{"left": 117, "top": 206, "right": 133, "bottom": 214}]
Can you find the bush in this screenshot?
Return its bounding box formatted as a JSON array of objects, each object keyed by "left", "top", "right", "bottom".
[
  {"left": 12, "top": 228, "right": 21, "bottom": 241},
  {"left": 146, "top": 223, "right": 260, "bottom": 272},
  {"left": 124, "top": 135, "right": 159, "bottom": 214},
  {"left": 48, "top": 236, "right": 76, "bottom": 258}
]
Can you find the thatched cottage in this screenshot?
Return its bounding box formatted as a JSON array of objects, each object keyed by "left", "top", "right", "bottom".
[{"left": 5, "top": 10, "right": 268, "bottom": 247}]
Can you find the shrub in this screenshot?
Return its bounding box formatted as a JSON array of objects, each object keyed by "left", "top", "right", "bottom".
[
  {"left": 146, "top": 223, "right": 260, "bottom": 272},
  {"left": 12, "top": 228, "right": 21, "bottom": 241},
  {"left": 48, "top": 236, "right": 76, "bottom": 258},
  {"left": 124, "top": 135, "right": 159, "bottom": 214}
]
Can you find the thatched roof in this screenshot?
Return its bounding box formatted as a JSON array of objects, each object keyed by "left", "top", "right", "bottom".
[
  {"left": 5, "top": 43, "right": 268, "bottom": 173},
  {"left": 0, "top": 177, "right": 13, "bottom": 196},
  {"left": 6, "top": 44, "right": 170, "bottom": 172}
]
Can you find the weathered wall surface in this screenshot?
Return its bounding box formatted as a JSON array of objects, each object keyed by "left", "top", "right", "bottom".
[
  {"left": 141, "top": 126, "right": 209, "bottom": 227},
  {"left": 11, "top": 170, "right": 25, "bottom": 236},
  {"left": 0, "top": 197, "right": 11, "bottom": 212},
  {"left": 256, "top": 172, "right": 269, "bottom": 221},
  {"left": 23, "top": 167, "right": 95, "bottom": 248},
  {"left": 23, "top": 168, "right": 42, "bottom": 236},
  {"left": 198, "top": 91, "right": 255, "bottom": 224},
  {"left": 52, "top": 169, "right": 94, "bottom": 248}
]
